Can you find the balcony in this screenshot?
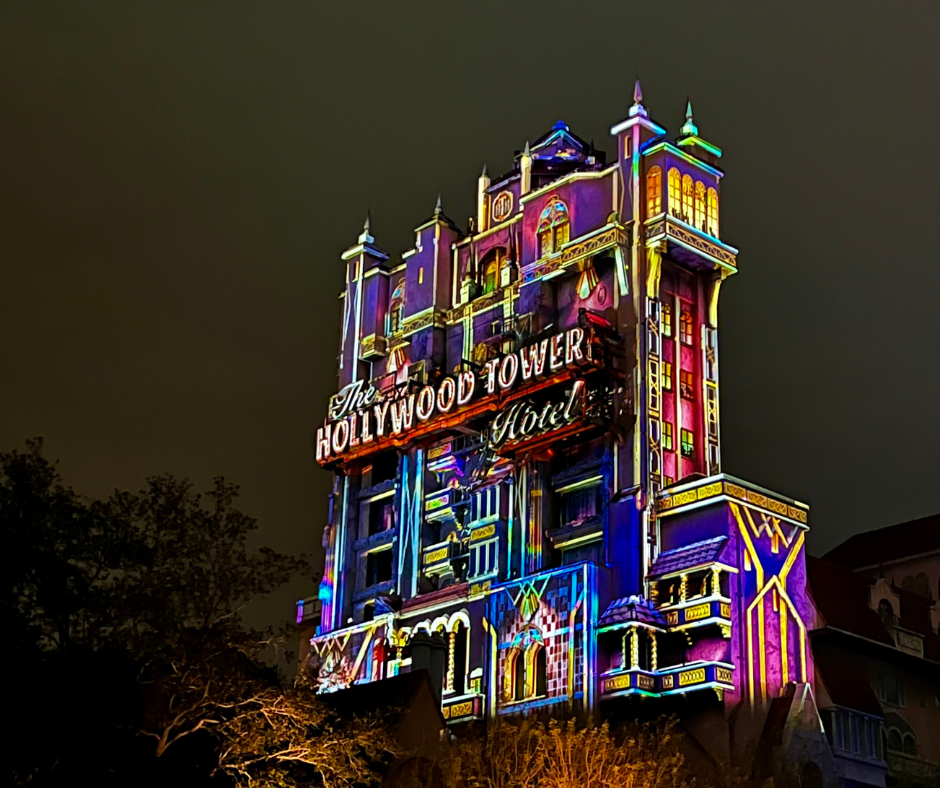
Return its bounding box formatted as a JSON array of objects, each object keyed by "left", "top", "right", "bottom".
[
  {"left": 659, "top": 596, "right": 732, "bottom": 633},
  {"left": 599, "top": 660, "right": 734, "bottom": 700},
  {"left": 442, "top": 692, "right": 484, "bottom": 723},
  {"left": 645, "top": 214, "right": 737, "bottom": 274},
  {"left": 423, "top": 540, "right": 467, "bottom": 577},
  {"left": 425, "top": 487, "right": 469, "bottom": 523},
  {"left": 359, "top": 333, "right": 388, "bottom": 361}
]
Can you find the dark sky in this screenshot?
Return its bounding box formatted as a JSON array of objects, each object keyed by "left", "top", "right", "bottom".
[{"left": 2, "top": 1, "right": 938, "bottom": 626}]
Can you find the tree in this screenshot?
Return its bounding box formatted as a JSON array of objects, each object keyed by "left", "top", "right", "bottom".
[
  {"left": 214, "top": 676, "right": 400, "bottom": 788},
  {"left": 1, "top": 439, "right": 309, "bottom": 786}
]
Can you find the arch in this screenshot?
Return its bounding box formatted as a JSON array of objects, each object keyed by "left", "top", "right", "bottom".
[
  {"left": 694, "top": 181, "right": 706, "bottom": 231},
  {"left": 430, "top": 615, "right": 449, "bottom": 633},
  {"left": 537, "top": 197, "right": 570, "bottom": 258},
  {"left": 646, "top": 166, "right": 662, "bottom": 217},
  {"left": 878, "top": 599, "right": 894, "bottom": 629},
  {"left": 799, "top": 762, "right": 824, "bottom": 788},
  {"left": 448, "top": 610, "right": 472, "bottom": 631},
  {"left": 902, "top": 733, "right": 916, "bottom": 755},
  {"left": 527, "top": 642, "right": 547, "bottom": 697},
  {"left": 706, "top": 187, "right": 719, "bottom": 236},
  {"left": 681, "top": 174, "right": 694, "bottom": 223},
  {"left": 668, "top": 168, "right": 681, "bottom": 217},
  {"left": 450, "top": 619, "right": 469, "bottom": 695},
  {"left": 887, "top": 728, "right": 903, "bottom": 752}
]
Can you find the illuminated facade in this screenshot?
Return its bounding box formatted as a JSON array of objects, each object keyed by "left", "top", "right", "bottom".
[{"left": 304, "top": 84, "right": 822, "bottom": 765}]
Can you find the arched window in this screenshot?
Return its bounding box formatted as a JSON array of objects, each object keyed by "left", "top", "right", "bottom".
[
  {"left": 679, "top": 309, "right": 693, "bottom": 345},
  {"left": 507, "top": 628, "right": 546, "bottom": 701},
  {"left": 681, "top": 174, "right": 694, "bottom": 223},
  {"left": 878, "top": 599, "right": 894, "bottom": 629},
  {"left": 707, "top": 188, "right": 719, "bottom": 237},
  {"left": 449, "top": 621, "right": 468, "bottom": 695},
  {"left": 668, "top": 169, "right": 681, "bottom": 217},
  {"left": 902, "top": 733, "right": 917, "bottom": 756},
  {"left": 527, "top": 642, "right": 547, "bottom": 698},
  {"left": 694, "top": 181, "right": 706, "bottom": 231},
  {"left": 509, "top": 648, "right": 525, "bottom": 701},
  {"left": 662, "top": 302, "right": 672, "bottom": 337},
  {"left": 537, "top": 197, "right": 570, "bottom": 258},
  {"left": 646, "top": 166, "right": 662, "bottom": 217},
  {"left": 887, "top": 729, "right": 902, "bottom": 752}
]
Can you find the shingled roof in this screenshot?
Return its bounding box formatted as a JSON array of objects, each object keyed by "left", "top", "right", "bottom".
[
  {"left": 648, "top": 536, "right": 728, "bottom": 578},
  {"left": 599, "top": 595, "right": 667, "bottom": 629}
]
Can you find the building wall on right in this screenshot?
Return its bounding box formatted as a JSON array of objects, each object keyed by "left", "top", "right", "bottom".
[{"left": 810, "top": 514, "right": 940, "bottom": 788}]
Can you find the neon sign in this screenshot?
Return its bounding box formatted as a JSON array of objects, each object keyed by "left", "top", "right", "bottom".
[{"left": 316, "top": 327, "right": 589, "bottom": 463}]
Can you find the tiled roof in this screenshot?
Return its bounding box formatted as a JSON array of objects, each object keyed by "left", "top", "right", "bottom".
[
  {"left": 823, "top": 514, "right": 939, "bottom": 569},
  {"left": 807, "top": 557, "right": 895, "bottom": 646},
  {"left": 599, "top": 595, "right": 667, "bottom": 629},
  {"left": 648, "top": 536, "right": 728, "bottom": 578}
]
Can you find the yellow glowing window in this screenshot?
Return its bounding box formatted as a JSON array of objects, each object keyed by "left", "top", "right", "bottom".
[
  {"left": 553, "top": 221, "right": 569, "bottom": 251},
  {"left": 662, "top": 303, "right": 672, "bottom": 337},
  {"left": 668, "top": 168, "right": 681, "bottom": 217},
  {"left": 681, "top": 428, "right": 694, "bottom": 458},
  {"left": 707, "top": 188, "right": 719, "bottom": 237},
  {"left": 536, "top": 196, "right": 570, "bottom": 258},
  {"left": 646, "top": 166, "right": 662, "bottom": 216},
  {"left": 681, "top": 175, "right": 694, "bottom": 223},
  {"left": 418, "top": 266, "right": 424, "bottom": 285},
  {"left": 680, "top": 310, "right": 693, "bottom": 345},
  {"left": 663, "top": 421, "right": 674, "bottom": 451},
  {"left": 694, "top": 181, "right": 706, "bottom": 231},
  {"left": 680, "top": 370, "right": 694, "bottom": 400},
  {"left": 662, "top": 362, "right": 673, "bottom": 391}
]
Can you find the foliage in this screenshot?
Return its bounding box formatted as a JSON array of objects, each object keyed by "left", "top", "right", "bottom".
[
  {"left": 214, "top": 679, "right": 400, "bottom": 788},
  {"left": 1, "top": 439, "right": 309, "bottom": 786},
  {"left": 433, "top": 717, "right": 693, "bottom": 788}
]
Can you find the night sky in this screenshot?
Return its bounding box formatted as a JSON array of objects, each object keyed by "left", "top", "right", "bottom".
[{"left": 2, "top": 2, "right": 938, "bottom": 626}]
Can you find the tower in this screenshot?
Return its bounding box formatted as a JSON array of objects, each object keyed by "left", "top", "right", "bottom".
[{"left": 306, "top": 84, "right": 822, "bottom": 771}]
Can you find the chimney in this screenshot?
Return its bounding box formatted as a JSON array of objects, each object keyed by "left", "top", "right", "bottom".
[{"left": 410, "top": 631, "right": 448, "bottom": 703}]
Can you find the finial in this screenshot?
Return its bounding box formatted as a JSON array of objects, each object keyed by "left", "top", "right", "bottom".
[
  {"left": 434, "top": 194, "right": 443, "bottom": 217},
  {"left": 680, "top": 98, "right": 698, "bottom": 137},
  {"left": 481, "top": 163, "right": 488, "bottom": 178},
  {"left": 524, "top": 140, "right": 531, "bottom": 157},
  {"left": 633, "top": 78, "right": 643, "bottom": 106},
  {"left": 358, "top": 210, "right": 374, "bottom": 243}
]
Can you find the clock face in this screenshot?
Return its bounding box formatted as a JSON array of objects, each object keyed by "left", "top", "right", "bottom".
[{"left": 492, "top": 191, "right": 513, "bottom": 223}]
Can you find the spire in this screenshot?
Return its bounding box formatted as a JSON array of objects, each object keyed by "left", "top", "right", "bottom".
[
  {"left": 434, "top": 194, "right": 443, "bottom": 217},
  {"left": 681, "top": 99, "right": 698, "bottom": 137},
  {"left": 524, "top": 140, "right": 531, "bottom": 157},
  {"left": 358, "top": 211, "right": 374, "bottom": 243},
  {"left": 481, "top": 163, "right": 488, "bottom": 178},
  {"left": 629, "top": 77, "right": 648, "bottom": 118}
]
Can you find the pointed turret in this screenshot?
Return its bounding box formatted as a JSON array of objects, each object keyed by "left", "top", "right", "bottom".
[
  {"left": 520, "top": 140, "right": 533, "bottom": 195},
  {"left": 676, "top": 98, "right": 722, "bottom": 165},
  {"left": 630, "top": 78, "right": 648, "bottom": 118},
  {"left": 477, "top": 164, "right": 491, "bottom": 233},
  {"left": 359, "top": 211, "right": 374, "bottom": 243}
]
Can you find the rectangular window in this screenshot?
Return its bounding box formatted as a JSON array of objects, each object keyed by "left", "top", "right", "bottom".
[
  {"left": 662, "top": 362, "right": 673, "bottom": 391},
  {"left": 559, "top": 484, "right": 601, "bottom": 528},
  {"left": 681, "top": 429, "right": 694, "bottom": 458},
  {"left": 470, "top": 539, "right": 498, "bottom": 579},
  {"left": 368, "top": 497, "right": 395, "bottom": 535},
  {"left": 663, "top": 422, "right": 674, "bottom": 451},
  {"left": 554, "top": 222, "right": 569, "bottom": 251},
  {"left": 366, "top": 548, "right": 393, "bottom": 587},
  {"left": 680, "top": 370, "right": 695, "bottom": 400},
  {"left": 680, "top": 310, "right": 694, "bottom": 345},
  {"left": 662, "top": 304, "right": 672, "bottom": 337}
]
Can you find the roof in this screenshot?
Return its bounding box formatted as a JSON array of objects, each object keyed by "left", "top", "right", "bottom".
[
  {"left": 814, "top": 649, "right": 883, "bottom": 716},
  {"left": 648, "top": 536, "right": 728, "bottom": 578},
  {"left": 320, "top": 669, "right": 444, "bottom": 724},
  {"left": 807, "top": 556, "right": 895, "bottom": 646},
  {"left": 599, "top": 595, "right": 667, "bottom": 629},
  {"left": 823, "top": 513, "right": 940, "bottom": 569}
]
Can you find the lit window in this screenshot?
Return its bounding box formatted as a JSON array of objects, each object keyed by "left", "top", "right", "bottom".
[
  {"left": 481, "top": 248, "right": 507, "bottom": 295},
  {"left": 663, "top": 422, "right": 674, "bottom": 451},
  {"left": 662, "top": 362, "right": 673, "bottom": 391},
  {"left": 388, "top": 278, "right": 405, "bottom": 334},
  {"left": 536, "top": 197, "right": 570, "bottom": 258},
  {"left": 508, "top": 634, "right": 546, "bottom": 701},
  {"left": 681, "top": 174, "right": 694, "bottom": 223},
  {"left": 646, "top": 166, "right": 662, "bottom": 216},
  {"left": 707, "top": 188, "right": 719, "bottom": 236},
  {"left": 680, "top": 310, "right": 693, "bottom": 345},
  {"left": 668, "top": 169, "right": 681, "bottom": 217},
  {"left": 662, "top": 303, "right": 672, "bottom": 337},
  {"left": 680, "top": 429, "right": 694, "bottom": 458},
  {"left": 680, "top": 370, "right": 694, "bottom": 400},
  {"left": 694, "top": 181, "right": 706, "bottom": 231}
]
